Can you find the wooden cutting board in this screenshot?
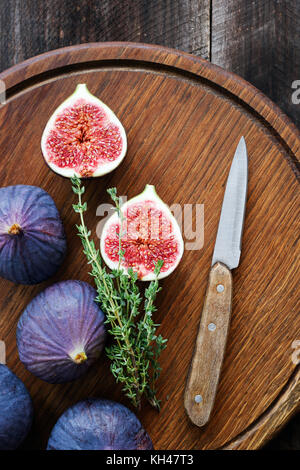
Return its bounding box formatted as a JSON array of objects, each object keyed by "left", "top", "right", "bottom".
[{"left": 0, "top": 43, "right": 299, "bottom": 450}]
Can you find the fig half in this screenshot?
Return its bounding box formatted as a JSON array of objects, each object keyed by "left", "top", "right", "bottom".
[
  {"left": 41, "top": 84, "right": 127, "bottom": 178},
  {"left": 101, "top": 185, "right": 184, "bottom": 281}
]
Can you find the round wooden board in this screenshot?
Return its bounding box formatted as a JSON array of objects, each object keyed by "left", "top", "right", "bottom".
[{"left": 0, "top": 43, "right": 299, "bottom": 450}]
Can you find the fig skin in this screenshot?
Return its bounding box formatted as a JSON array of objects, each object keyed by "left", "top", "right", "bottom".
[
  {"left": 47, "top": 399, "right": 153, "bottom": 450},
  {"left": 0, "top": 365, "right": 33, "bottom": 450},
  {"left": 0, "top": 185, "right": 67, "bottom": 285},
  {"left": 17, "top": 280, "right": 106, "bottom": 384}
]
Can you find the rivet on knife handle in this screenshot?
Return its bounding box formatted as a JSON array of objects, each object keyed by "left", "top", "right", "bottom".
[{"left": 184, "top": 262, "right": 232, "bottom": 427}]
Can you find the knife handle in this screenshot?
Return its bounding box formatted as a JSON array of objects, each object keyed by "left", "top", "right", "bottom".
[{"left": 184, "top": 262, "right": 232, "bottom": 427}]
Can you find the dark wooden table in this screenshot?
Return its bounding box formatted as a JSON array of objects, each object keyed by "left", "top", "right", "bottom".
[{"left": 0, "top": 0, "right": 299, "bottom": 450}]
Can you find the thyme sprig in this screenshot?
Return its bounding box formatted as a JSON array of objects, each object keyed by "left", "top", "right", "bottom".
[{"left": 71, "top": 176, "right": 167, "bottom": 410}]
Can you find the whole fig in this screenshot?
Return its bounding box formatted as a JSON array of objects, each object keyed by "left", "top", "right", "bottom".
[
  {"left": 0, "top": 185, "right": 67, "bottom": 284},
  {"left": 17, "top": 280, "right": 106, "bottom": 383},
  {"left": 47, "top": 399, "right": 153, "bottom": 450},
  {"left": 0, "top": 364, "right": 33, "bottom": 450}
]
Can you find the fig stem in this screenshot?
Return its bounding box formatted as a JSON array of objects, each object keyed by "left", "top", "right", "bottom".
[
  {"left": 8, "top": 223, "right": 22, "bottom": 235},
  {"left": 72, "top": 177, "right": 166, "bottom": 411},
  {"left": 70, "top": 351, "right": 87, "bottom": 364}
]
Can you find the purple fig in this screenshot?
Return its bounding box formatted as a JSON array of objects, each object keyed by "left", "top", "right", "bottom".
[
  {"left": 47, "top": 399, "right": 153, "bottom": 450},
  {"left": 17, "top": 281, "right": 106, "bottom": 383},
  {"left": 0, "top": 185, "right": 67, "bottom": 285},
  {"left": 0, "top": 364, "right": 33, "bottom": 450}
]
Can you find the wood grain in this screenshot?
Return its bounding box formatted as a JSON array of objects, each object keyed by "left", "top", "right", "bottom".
[
  {"left": 0, "top": 43, "right": 299, "bottom": 450},
  {"left": 211, "top": 0, "right": 300, "bottom": 128},
  {"left": 224, "top": 368, "right": 300, "bottom": 449},
  {"left": 1, "top": 0, "right": 298, "bottom": 131},
  {"left": 272, "top": 0, "right": 300, "bottom": 130},
  {"left": 185, "top": 263, "right": 232, "bottom": 427},
  {"left": 0, "top": 0, "right": 210, "bottom": 72}
]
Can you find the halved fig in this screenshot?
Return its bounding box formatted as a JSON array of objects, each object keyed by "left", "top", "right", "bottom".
[
  {"left": 41, "top": 84, "right": 127, "bottom": 178},
  {"left": 100, "top": 185, "right": 184, "bottom": 281}
]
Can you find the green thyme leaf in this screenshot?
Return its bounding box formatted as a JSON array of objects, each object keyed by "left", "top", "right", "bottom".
[{"left": 71, "top": 176, "right": 167, "bottom": 410}]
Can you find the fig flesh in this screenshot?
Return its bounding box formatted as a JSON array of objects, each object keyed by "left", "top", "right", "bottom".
[
  {"left": 17, "top": 280, "right": 106, "bottom": 383},
  {"left": 0, "top": 364, "right": 33, "bottom": 450},
  {"left": 0, "top": 185, "right": 66, "bottom": 285},
  {"left": 41, "top": 83, "right": 127, "bottom": 178},
  {"left": 47, "top": 399, "right": 153, "bottom": 450},
  {"left": 101, "top": 185, "right": 184, "bottom": 280}
]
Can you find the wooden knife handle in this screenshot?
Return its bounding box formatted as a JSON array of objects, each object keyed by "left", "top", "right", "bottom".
[{"left": 184, "top": 262, "right": 232, "bottom": 427}]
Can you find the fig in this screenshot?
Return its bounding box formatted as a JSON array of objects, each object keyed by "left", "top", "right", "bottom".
[
  {"left": 0, "top": 362, "right": 33, "bottom": 450},
  {"left": 0, "top": 185, "right": 67, "bottom": 285},
  {"left": 41, "top": 83, "right": 127, "bottom": 178},
  {"left": 17, "top": 280, "right": 106, "bottom": 383},
  {"left": 47, "top": 399, "right": 153, "bottom": 450},
  {"left": 101, "top": 185, "right": 184, "bottom": 280}
]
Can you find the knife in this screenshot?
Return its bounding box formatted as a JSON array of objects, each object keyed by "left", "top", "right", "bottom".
[{"left": 184, "top": 136, "right": 248, "bottom": 427}]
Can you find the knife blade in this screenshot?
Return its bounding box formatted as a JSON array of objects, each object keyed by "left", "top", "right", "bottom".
[
  {"left": 212, "top": 136, "right": 248, "bottom": 269},
  {"left": 184, "top": 136, "right": 248, "bottom": 427}
]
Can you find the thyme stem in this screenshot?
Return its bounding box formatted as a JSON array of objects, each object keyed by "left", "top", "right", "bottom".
[{"left": 71, "top": 177, "right": 167, "bottom": 410}]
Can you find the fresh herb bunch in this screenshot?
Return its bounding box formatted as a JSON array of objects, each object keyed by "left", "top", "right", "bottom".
[{"left": 71, "top": 176, "right": 167, "bottom": 410}]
